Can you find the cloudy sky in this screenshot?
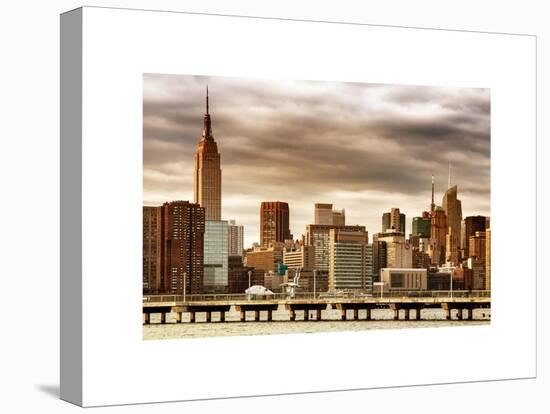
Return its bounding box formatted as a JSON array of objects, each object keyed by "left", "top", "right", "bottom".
[{"left": 143, "top": 74, "right": 490, "bottom": 248}]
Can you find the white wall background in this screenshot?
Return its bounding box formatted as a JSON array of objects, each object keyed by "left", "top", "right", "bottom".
[{"left": 0, "top": 0, "right": 548, "bottom": 413}]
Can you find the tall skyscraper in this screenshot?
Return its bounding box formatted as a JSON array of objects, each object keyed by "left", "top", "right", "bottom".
[
  {"left": 372, "top": 236, "right": 387, "bottom": 283},
  {"left": 328, "top": 229, "right": 370, "bottom": 291},
  {"left": 305, "top": 224, "right": 366, "bottom": 271},
  {"left": 227, "top": 219, "right": 244, "bottom": 257},
  {"left": 442, "top": 185, "right": 462, "bottom": 265},
  {"left": 467, "top": 230, "right": 486, "bottom": 290},
  {"left": 193, "top": 87, "right": 222, "bottom": 221},
  {"left": 143, "top": 206, "right": 162, "bottom": 294},
  {"left": 462, "top": 215, "right": 487, "bottom": 259},
  {"left": 314, "top": 203, "right": 346, "bottom": 226},
  {"left": 161, "top": 201, "right": 205, "bottom": 295},
  {"left": 283, "top": 245, "right": 315, "bottom": 270},
  {"left": 374, "top": 229, "right": 412, "bottom": 269},
  {"left": 314, "top": 203, "right": 333, "bottom": 225},
  {"left": 203, "top": 220, "right": 228, "bottom": 293},
  {"left": 412, "top": 211, "right": 431, "bottom": 237},
  {"left": 260, "top": 201, "right": 290, "bottom": 246},
  {"left": 430, "top": 207, "right": 447, "bottom": 266},
  {"left": 382, "top": 208, "right": 405, "bottom": 234},
  {"left": 332, "top": 208, "right": 346, "bottom": 226}
]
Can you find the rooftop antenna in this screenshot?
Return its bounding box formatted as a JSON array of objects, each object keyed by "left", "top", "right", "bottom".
[
  {"left": 206, "top": 85, "right": 209, "bottom": 115},
  {"left": 448, "top": 159, "right": 451, "bottom": 189},
  {"left": 431, "top": 174, "right": 435, "bottom": 212}
]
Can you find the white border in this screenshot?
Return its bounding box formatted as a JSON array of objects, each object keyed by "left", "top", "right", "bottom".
[{"left": 79, "top": 7, "right": 536, "bottom": 407}]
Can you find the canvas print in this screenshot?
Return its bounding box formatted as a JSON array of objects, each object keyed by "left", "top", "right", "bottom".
[{"left": 142, "top": 74, "right": 491, "bottom": 340}]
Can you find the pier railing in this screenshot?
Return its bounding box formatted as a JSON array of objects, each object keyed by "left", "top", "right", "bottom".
[{"left": 143, "top": 290, "right": 490, "bottom": 303}]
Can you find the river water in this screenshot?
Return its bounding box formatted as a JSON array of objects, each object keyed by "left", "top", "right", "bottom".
[{"left": 143, "top": 307, "right": 491, "bottom": 340}]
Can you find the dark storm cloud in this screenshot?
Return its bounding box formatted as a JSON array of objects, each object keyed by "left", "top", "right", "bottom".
[{"left": 143, "top": 74, "right": 490, "bottom": 246}]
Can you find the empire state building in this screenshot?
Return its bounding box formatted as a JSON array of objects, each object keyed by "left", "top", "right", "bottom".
[{"left": 193, "top": 87, "right": 222, "bottom": 221}]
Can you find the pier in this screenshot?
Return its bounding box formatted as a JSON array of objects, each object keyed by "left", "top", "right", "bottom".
[{"left": 142, "top": 292, "right": 491, "bottom": 324}]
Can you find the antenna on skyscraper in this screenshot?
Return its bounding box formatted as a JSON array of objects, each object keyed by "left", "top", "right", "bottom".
[
  {"left": 206, "top": 85, "right": 209, "bottom": 115},
  {"left": 448, "top": 159, "right": 451, "bottom": 189},
  {"left": 431, "top": 174, "right": 435, "bottom": 212}
]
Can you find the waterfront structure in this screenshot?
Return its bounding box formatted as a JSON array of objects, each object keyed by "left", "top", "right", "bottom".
[
  {"left": 374, "top": 229, "right": 412, "bottom": 269},
  {"left": 193, "top": 87, "right": 222, "bottom": 221},
  {"left": 412, "top": 212, "right": 431, "bottom": 237},
  {"left": 442, "top": 185, "right": 463, "bottom": 265},
  {"left": 382, "top": 208, "right": 406, "bottom": 234},
  {"left": 379, "top": 268, "right": 427, "bottom": 291},
  {"left": 203, "top": 220, "right": 228, "bottom": 293},
  {"left": 428, "top": 271, "right": 454, "bottom": 290},
  {"left": 143, "top": 206, "right": 162, "bottom": 294},
  {"left": 227, "top": 219, "right": 244, "bottom": 257},
  {"left": 462, "top": 215, "right": 487, "bottom": 259},
  {"left": 430, "top": 207, "right": 447, "bottom": 266},
  {"left": 283, "top": 245, "right": 315, "bottom": 270},
  {"left": 285, "top": 268, "right": 329, "bottom": 293},
  {"left": 305, "top": 224, "right": 366, "bottom": 272},
  {"left": 328, "top": 229, "right": 370, "bottom": 291},
  {"left": 260, "top": 201, "right": 290, "bottom": 246},
  {"left": 161, "top": 201, "right": 205, "bottom": 295}
]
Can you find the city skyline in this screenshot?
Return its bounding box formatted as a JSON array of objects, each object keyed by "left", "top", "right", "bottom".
[{"left": 143, "top": 74, "right": 490, "bottom": 248}]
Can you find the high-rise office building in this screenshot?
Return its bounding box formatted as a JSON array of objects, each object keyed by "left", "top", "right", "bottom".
[
  {"left": 143, "top": 206, "right": 162, "bottom": 294},
  {"left": 382, "top": 208, "right": 406, "bottom": 234},
  {"left": 328, "top": 229, "right": 370, "bottom": 291},
  {"left": 244, "top": 244, "right": 283, "bottom": 273},
  {"left": 314, "top": 203, "right": 333, "bottom": 225},
  {"left": 314, "top": 203, "right": 346, "bottom": 226},
  {"left": 193, "top": 87, "right": 222, "bottom": 221},
  {"left": 430, "top": 207, "right": 447, "bottom": 266},
  {"left": 283, "top": 245, "right": 315, "bottom": 270},
  {"left": 469, "top": 231, "right": 486, "bottom": 260},
  {"left": 227, "top": 255, "right": 253, "bottom": 294},
  {"left": 305, "top": 224, "right": 366, "bottom": 271},
  {"left": 161, "top": 201, "right": 205, "bottom": 295},
  {"left": 374, "top": 229, "right": 412, "bottom": 269},
  {"left": 442, "top": 185, "right": 462, "bottom": 265},
  {"left": 365, "top": 244, "right": 374, "bottom": 292},
  {"left": 468, "top": 231, "right": 487, "bottom": 290},
  {"left": 227, "top": 219, "right": 244, "bottom": 257},
  {"left": 332, "top": 209, "right": 346, "bottom": 226},
  {"left": 371, "top": 237, "right": 387, "bottom": 283},
  {"left": 260, "top": 201, "right": 290, "bottom": 246},
  {"left": 203, "top": 220, "right": 228, "bottom": 293},
  {"left": 462, "top": 215, "right": 487, "bottom": 259},
  {"left": 412, "top": 211, "right": 431, "bottom": 237}
]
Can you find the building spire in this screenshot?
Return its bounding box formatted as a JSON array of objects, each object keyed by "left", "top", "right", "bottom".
[
  {"left": 202, "top": 86, "right": 212, "bottom": 139},
  {"left": 448, "top": 160, "right": 451, "bottom": 189},
  {"left": 431, "top": 174, "right": 435, "bottom": 212}
]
